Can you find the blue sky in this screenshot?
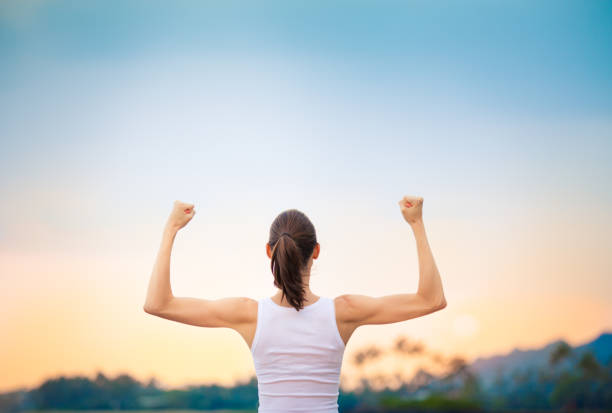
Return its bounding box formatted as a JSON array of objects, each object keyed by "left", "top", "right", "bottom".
[
  {"left": 0, "top": 0, "right": 611, "bottom": 391},
  {"left": 2, "top": 0, "right": 611, "bottom": 205}
]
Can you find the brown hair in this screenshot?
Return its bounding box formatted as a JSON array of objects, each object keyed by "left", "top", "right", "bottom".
[{"left": 268, "top": 209, "right": 318, "bottom": 311}]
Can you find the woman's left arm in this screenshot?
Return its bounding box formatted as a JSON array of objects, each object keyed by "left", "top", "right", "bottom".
[{"left": 143, "top": 201, "right": 255, "bottom": 328}]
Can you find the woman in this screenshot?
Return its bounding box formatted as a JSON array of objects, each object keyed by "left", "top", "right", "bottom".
[{"left": 144, "top": 195, "right": 447, "bottom": 413}]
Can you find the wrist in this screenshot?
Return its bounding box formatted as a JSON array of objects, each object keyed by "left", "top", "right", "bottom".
[
  {"left": 163, "top": 223, "right": 179, "bottom": 237},
  {"left": 409, "top": 218, "right": 424, "bottom": 228}
]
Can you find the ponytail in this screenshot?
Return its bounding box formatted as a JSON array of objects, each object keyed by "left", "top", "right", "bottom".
[
  {"left": 268, "top": 209, "right": 318, "bottom": 311},
  {"left": 270, "top": 234, "right": 306, "bottom": 310}
]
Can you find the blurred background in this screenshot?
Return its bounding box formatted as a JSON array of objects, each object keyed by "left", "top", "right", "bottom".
[{"left": 1, "top": 0, "right": 611, "bottom": 411}]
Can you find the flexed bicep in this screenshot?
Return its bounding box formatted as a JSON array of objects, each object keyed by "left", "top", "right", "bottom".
[
  {"left": 145, "top": 296, "right": 257, "bottom": 329},
  {"left": 337, "top": 293, "right": 446, "bottom": 327}
]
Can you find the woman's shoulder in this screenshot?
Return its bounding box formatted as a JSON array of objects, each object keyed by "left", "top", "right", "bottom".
[
  {"left": 332, "top": 294, "right": 355, "bottom": 323},
  {"left": 242, "top": 297, "right": 260, "bottom": 323},
  {"left": 332, "top": 294, "right": 379, "bottom": 324}
]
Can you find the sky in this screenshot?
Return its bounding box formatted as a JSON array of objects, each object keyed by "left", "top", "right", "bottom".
[{"left": 1, "top": 0, "right": 611, "bottom": 392}]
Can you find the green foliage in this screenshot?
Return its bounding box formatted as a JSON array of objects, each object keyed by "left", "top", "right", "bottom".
[
  {"left": 22, "top": 372, "right": 259, "bottom": 411},
  {"left": 379, "top": 392, "right": 483, "bottom": 412},
  {"left": 549, "top": 351, "right": 612, "bottom": 410}
]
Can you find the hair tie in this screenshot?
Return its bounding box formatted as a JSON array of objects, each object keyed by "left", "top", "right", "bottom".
[{"left": 280, "top": 232, "right": 292, "bottom": 239}]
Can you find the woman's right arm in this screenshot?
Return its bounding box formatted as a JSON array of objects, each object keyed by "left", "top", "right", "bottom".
[{"left": 336, "top": 196, "right": 447, "bottom": 326}]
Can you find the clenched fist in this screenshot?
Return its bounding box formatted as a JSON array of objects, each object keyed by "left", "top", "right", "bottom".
[
  {"left": 166, "top": 200, "right": 196, "bottom": 231},
  {"left": 398, "top": 195, "right": 423, "bottom": 224}
]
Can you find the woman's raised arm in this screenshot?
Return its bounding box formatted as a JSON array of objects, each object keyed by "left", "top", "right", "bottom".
[
  {"left": 143, "top": 201, "right": 256, "bottom": 330},
  {"left": 336, "top": 195, "right": 447, "bottom": 327}
]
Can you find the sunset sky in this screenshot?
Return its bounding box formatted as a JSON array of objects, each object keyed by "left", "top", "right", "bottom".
[{"left": 1, "top": 0, "right": 611, "bottom": 392}]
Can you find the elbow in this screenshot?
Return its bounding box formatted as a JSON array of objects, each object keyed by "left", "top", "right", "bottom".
[
  {"left": 143, "top": 303, "right": 160, "bottom": 315},
  {"left": 430, "top": 296, "right": 447, "bottom": 312},
  {"left": 419, "top": 292, "right": 447, "bottom": 312},
  {"left": 143, "top": 296, "right": 172, "bottom": 315}
]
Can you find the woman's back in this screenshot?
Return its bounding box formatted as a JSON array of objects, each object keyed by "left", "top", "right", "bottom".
[{"left": 251, "top": 295, "right": 346, "bottom": 413}]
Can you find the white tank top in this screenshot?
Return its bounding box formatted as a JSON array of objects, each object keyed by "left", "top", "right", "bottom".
[{"left": 250, "top": 295, "right": 346, "bottom": 413}]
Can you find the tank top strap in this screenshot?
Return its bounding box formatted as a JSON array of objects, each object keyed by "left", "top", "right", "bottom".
[
  {"left": 250, "top": 297, "right": 267, "bottom": 354},
  {"left": 324, "top": 296, "right": 346, "bottom": 349}
]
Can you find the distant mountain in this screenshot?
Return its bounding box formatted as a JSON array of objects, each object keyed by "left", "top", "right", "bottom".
[
  {"left": 469, "top": 331, "right": 612, "bottom": 388},
  {"left": 577, "top": 331, "right": 612, "bottom": 364}
]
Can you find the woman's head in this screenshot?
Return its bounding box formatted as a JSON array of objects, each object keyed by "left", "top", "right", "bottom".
[{"left": 267, "top": 209, "right": 319, "bottom": 311}]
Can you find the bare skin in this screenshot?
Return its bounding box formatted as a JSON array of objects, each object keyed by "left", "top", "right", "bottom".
[{"left": 144, "top": 196, "right": 447, "bottom": 349}]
